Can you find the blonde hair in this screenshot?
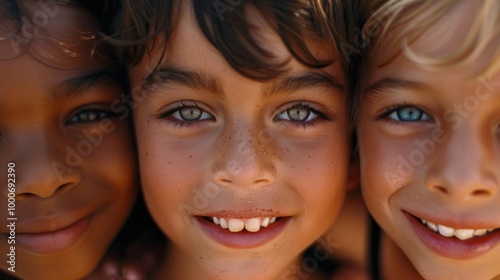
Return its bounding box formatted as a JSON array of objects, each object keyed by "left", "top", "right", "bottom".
[{"left": 362, "top": 0, "right": 500, "bottom": 77}]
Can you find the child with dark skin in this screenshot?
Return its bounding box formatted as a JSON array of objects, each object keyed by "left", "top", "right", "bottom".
[{"left": 0, "top": 1, "right": 156, "bottom": 279}]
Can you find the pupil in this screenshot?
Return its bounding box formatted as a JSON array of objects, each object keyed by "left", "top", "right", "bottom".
[
  {"left": 398, "top": 108, "right": 422, "bottom": 121},
  {"left": 180, "top": 108, "right": 202, "bottom": 120},
  {"left": 288, "top": 108, "right": 309, "bottom": 121}
]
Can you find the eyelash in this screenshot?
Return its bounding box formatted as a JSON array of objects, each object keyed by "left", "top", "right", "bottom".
[
  {"left": 66, "top": 107, "right": 117, "bottom": 125},
  {"left": 377, "top": 104, "right": 433, "bottom": 123}
]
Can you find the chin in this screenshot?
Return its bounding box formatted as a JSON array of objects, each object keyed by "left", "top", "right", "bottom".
[{"left": 411, "top": 256, "right": 497, "bottom": 280}]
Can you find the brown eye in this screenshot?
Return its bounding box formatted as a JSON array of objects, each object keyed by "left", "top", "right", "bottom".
[{"left": 67, "top": 109, "right": 113, "bottom": 124}]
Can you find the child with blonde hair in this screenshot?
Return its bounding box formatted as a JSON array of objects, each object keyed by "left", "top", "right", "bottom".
[{"left": 330, "top": 0, "right": 500, "bottom": 279}]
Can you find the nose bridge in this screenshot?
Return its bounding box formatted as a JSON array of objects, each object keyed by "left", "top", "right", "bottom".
[
  {"left": 426, "top": 123, "right": 498, "bottom": 200},
  {"left": 8, "top": 129, "right": 80, "bottom": 199},
  {"left": 212, "top": 120, "right": 275, "bottom": 188}
]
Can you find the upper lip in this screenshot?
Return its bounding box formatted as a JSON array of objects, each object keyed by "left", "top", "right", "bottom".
[
  {"left": 197, "top": 210, "right": 289, "bottom": 219},
  {"left": 4, "top": 211, "right": 94, "bottom": 234},
  {"left": 404, "top": 210, "right": 500, "bottom": 230}
]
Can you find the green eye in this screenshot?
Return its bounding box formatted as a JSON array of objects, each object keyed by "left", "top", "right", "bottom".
[
  {"left": 276, "top": 107, "right": 318, "bottom": 122},
  {"left": 171, "top": 107, "right": 213, "bottom": 121},
  {"left": 179, "top": 108, "right": 203, "bottom": 121}
]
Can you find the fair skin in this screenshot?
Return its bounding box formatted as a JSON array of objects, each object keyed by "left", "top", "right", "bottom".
[
  {"left": 357, "top": 1, "right": 500, "bottom": 280},
  {"left": 128, "top": 1, "right": 355, "bottom": 279},
  {"left": 0, "top": 3, "right": 137, "bottom": 280}
]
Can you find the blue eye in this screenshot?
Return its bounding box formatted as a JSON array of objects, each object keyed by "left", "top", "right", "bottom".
[
  {"left": 388, "top": 107, "right": 431, "bottom": 122},
  {"left": 275, "top": 104, "right": 321, "bottom": 123},
  {"left": 67, "top": 109, "right": 114, "bottom": 124}
]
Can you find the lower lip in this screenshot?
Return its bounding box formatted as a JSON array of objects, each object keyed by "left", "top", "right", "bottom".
[
  {"left": 15, "top": 215, "right": 93, "bottom": 254},
  {"left": 404, "top": 211, "right": 500, "bottom": 260},
  {"left": 195, "top": 217, "right": 289, "bottom": 249}
]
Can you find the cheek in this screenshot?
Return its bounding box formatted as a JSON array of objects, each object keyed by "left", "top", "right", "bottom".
[
  {"left": 136, "top": 124, "right": 214, "bottom": 211},
  {"left": 88, "top": 122, "right": 137, "bottom": 193},
  {"left": 358, "top": 129, "right": 410, "bottom": 207},
  {"left": 284, "top": 136, "right": 349, "bottom": 211}
]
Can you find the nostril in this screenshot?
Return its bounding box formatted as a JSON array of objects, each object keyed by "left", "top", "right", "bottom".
[
  {"left": 471, "top": 189, "right": 490, "bottom": 197},
  {"left": 435, "top": 186, "right": 448, "bottom": 195}
]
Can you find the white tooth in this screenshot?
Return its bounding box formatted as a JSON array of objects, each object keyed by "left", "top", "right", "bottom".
[
  {"left": 487, "top": 229, "right": 494, "bottom": 233},
  {"left": 261, "top": 217, "right": 270, "bottom": 227},
  {"left": 270, "top": 217, "right": 277, "bottom": 223},
  {"left": 219, "top": 218, "right": 228, "bottom": 229},
  {"left": 474, "top": 229, "right": 487, "bottom": 236},
  {"left": 454, "top": 229, "right": 474, "bottom": 240},
  {"left": 438, "top": 225, "right": 455, "bottom": 237},
  {"left": 228, "top": 219, "right": 245, "bottom": 232},
  {"left": 245, "top": 218, "right": 261, "bottom": 232},
  {"left": 426, "top": 221, "right": 438, "bottom": 232},
  {"left": 421, "top": 219, "right": 427, "bottom": 225},
  {"left": 213, "top": 217, "right": 220, "bottom": 225}
]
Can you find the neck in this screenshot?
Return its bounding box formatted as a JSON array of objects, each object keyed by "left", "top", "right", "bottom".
[{"left": 381, "top": 231, "right": 424, "bottom": 280}]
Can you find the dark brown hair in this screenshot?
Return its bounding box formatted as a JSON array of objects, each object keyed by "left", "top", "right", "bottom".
[{"left": 111, "top": 0, "right": 359, "bottom": 82}]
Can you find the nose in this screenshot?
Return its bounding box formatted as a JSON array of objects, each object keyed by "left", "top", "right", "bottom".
[
  {"left": 212, "top": 123, "right": 276, "bottom": 189},
  {"left": 7, "top": 130, "right": 81, "bottom": 199},
  {"left": 425, "top": 125, "right": 498, "bottom": 202}
]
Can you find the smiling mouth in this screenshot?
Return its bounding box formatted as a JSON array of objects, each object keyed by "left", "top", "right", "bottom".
[
  {"left": 207, "top": 216, "right": 279, "bottom": 233},
  {"left": 419, "top": 218, "right": 499, "bottom": 240}
]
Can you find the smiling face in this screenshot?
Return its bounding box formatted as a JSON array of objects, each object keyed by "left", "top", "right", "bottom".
[
  {"left": 358, "top": 1, "right": 500, "bottom": 280},
  {"left": 128, "top": 2, "right": 352, "bottom": 279},
  {"left": 0, "top": 3, "right": 137, "bottom": 280}
]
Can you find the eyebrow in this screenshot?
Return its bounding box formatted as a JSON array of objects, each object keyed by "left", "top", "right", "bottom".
[
  {"left": 142, "top": 67, "right": 223, "bottom": 97},
  {"left": 54, "top": 70, "right": 121, "bottom": 97},
  {"left": 262, "top": 71, "right": 345, "bottom": 97},
  {"left": 364, "top": 77, "right": 430, "bottom": 98},
  {"left": 142, "top": 66, "right": 345, "bottom": 98}
]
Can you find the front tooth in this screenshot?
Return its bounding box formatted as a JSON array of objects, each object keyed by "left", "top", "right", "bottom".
[
  {"left": 421, "top": 219, "right": 427, "bottom": 225},
  {"left": 438, "top": 225, "right": 455, "bottom": 237},
  {"left": 228, "top": 219, "right": 245, "bottom": 232},
  {"left": 213, "top": 217, "right": 220, "bottom": 225},
  {"left": 474, "top": 229, "right": 487, "bottom": 236},
  {"left": 426, "top": 221, "right": 438, "bottom": 232},
  {"left": 261, "top": 217, "right": 270, "bottom": 227},
  {"left": 219, "top": 218, "right": 228, "bottom": 229},
  {"left": 454, "top": 229, "right": 474, "bottom": 240},
  {"left": 270, "top": 217, "right": 277, "bottom": 223},
  {"left": 245, "top": 218, "right": 261, "bottom": 232}
]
